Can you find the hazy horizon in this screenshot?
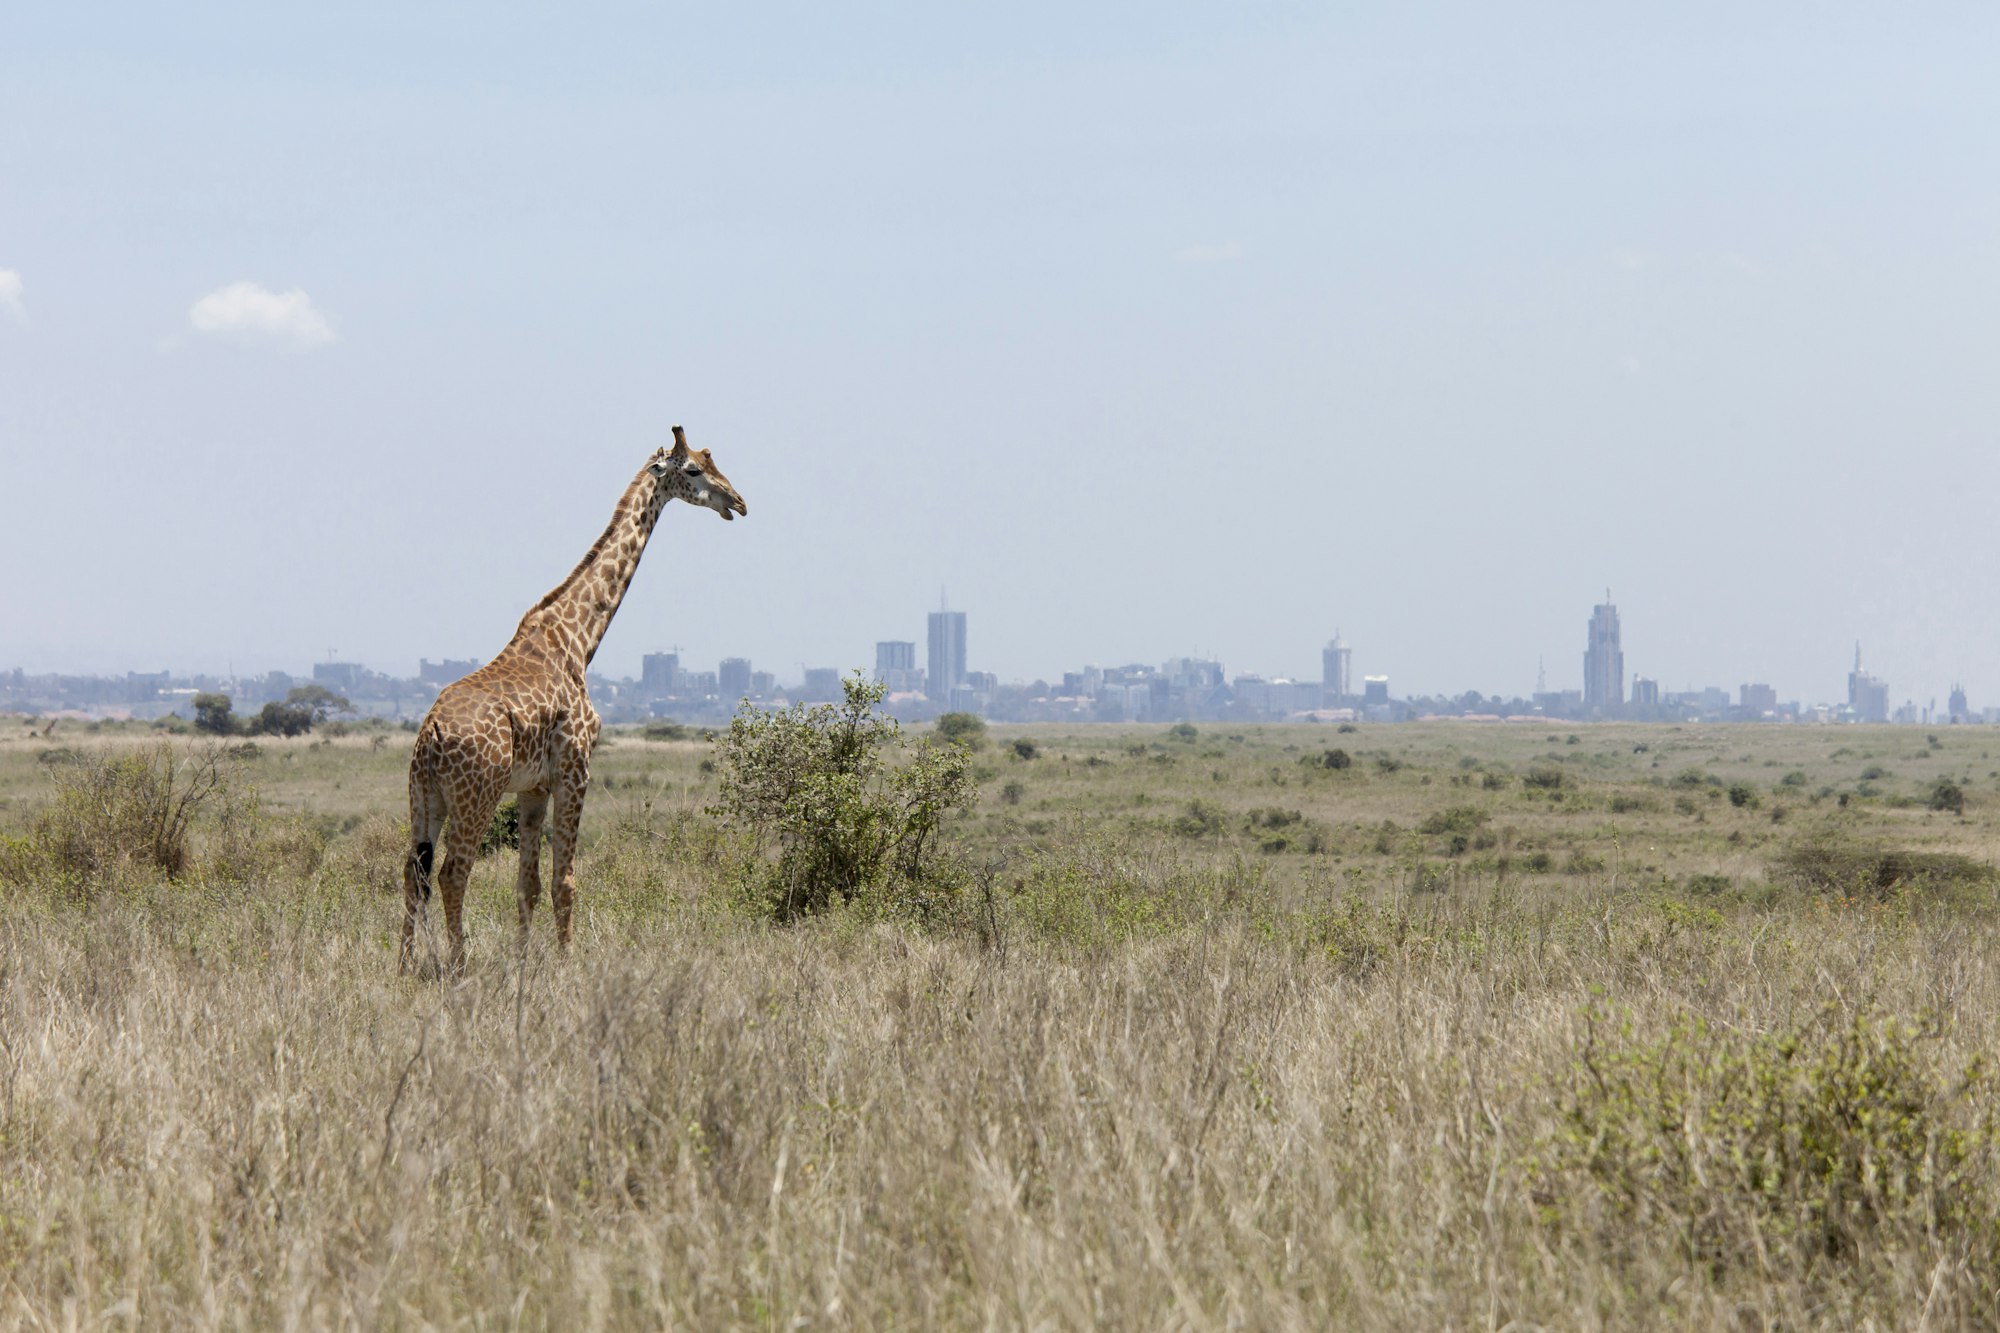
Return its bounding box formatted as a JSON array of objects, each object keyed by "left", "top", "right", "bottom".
[{"left": 5, "top": 6, "right": 1997, "bottom": 709}]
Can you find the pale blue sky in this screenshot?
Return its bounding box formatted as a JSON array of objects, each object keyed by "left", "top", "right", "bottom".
[{"left": 3, "top": 4, "right": 1997, "bottom": 707}]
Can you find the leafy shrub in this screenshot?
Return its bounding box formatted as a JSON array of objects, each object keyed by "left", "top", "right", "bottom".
[
  {"left": 0, "top": 743, "right": 237, "bottom": 887},
  {"left": 714, "top": 675, "right": 977, "bottom": 920},
  {"left": 1607, "top": 794, "right": 1651, "bottom": 814},
  {"left": 1319, "top": 748, "right": 1352, "bottom": 770},
  {"left": 1542, "top": 1003, "right": 1999, "bottom": 1283},
  {"left": 1011, "top": 738, "right": 1038, "bottom": 760},
  {"left": 644, "top": 720, "right": 692, "bottom": 741},
  {"left": 1245, "top": 807, "right": 1301, "bottom": 830},
  {"left": 1418, "top": 806, "right": 1489, "bottom": 836},
  {"left": 1000, "top": 779, "right": 1025, "bottom": 806},
  {"left": 1929, "top": 779, "right": 1966, "bottom": 815},
  {"left": 1772, "top": 828, "right": 1995, "bottom": 897},
  {"left": 1171, "top": 800, "right": 1228, "bottom": 839},
  {"left": 483, "top": 798, "right": 521, "bottom": 853},
  {"left": 934, "top": 712, "right": 987, "bottom": 750},
  {"left": 1671, "top": 767, "right": 1712, "bottom": 789},
  {"left": 1726, "top": 782, "right": 1759, "bottom": 809},
  {"left": 1167, "top": 722, "right": 1198, "bottom": 743},
  {"left": 1336, "top": 722, "right": 1358, "bottom": 734},
  {"left": 1779, "top": 769, "right": 1809, "bottom": 788},
  {"left": 1523, "top": 765, "right": 1565, "bottom": 791}
]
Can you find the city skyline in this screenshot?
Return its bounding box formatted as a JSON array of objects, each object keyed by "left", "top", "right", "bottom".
[{"left": 4, "top": 589, "right": 1973, "bottom": 729}]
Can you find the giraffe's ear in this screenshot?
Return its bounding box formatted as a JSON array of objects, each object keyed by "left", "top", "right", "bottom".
[{"left": 668, "top": 425, "right": 690, "bottom": 462}]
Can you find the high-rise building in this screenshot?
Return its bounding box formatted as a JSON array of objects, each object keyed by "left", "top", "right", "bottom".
[
  {"left": 1739, "top": 683, "right": 1778, "bottom": 716},
  {"left": 718, "top": 657, "right": 752, "bottom": 701},
  {"left": 1362, "top": 676, "right": 1390, "bottom": 706},
  {"left": 1847, "top": 644, "right": 1889, "bottom": 722},
  {"left": 419, "top": 658, "right": 479, "bottom": 686},
  {"left": 1322, "top": 632, "right": 1352, "bottom": 704},
  {"left": 1630, "top": 676, "right": 1660, "bottom": 707},
  {"left": 875, "top": 640, "right": 918, "bottom": 692},
  {"left": 1583, "top": 593, "right": 1624, "bottom": 714},
  {"left": 801, "top": 667, "right": 842, "bottom": 702},
  {"left": 927, "top": 596, "right": 967, "bottom": 703},
  {"left": 641, "top": 652, "right": 680, "bottom": 696}
]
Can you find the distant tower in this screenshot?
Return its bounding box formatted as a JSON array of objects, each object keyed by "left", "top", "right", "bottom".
[
  {"left": 1582, "top": 590, "right": 1624, "bottom": 714},
  {"left": 1847, "top": 642, "right": 1890, "bottom": 722},
  {"left": 926, "top": 589, "right": 967, "bottom": 703},
  {"left": 718, "top": 657, "right": 752, "bottom": 701},
  {"left": 1321, "top": 630, "right": 1352, "bottom": 704}
]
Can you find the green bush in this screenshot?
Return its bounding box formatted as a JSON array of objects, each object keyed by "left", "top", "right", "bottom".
[
  {"left": 1171, "top": 800, "right": 1228, "bottom": 839},
  {"left": 483, "top": 798, "right": 521, "bottom": 853},
  {"left": 713, "top": 675, "right": 977, "bottom": 920},
  {"left": 1726, "top": 782, "right": 1759, "bottom": 809},
  {"left": 1167, "top": 722, "right": 1198, "bottom": 743},
  {"left": 1418, "top": 806, "right": 1489, "bottom": 836},
  {"left": 1773, "top": 828, "right": 1995, "bottom": 897},
  {"left": 1523, "top": 765, "right": 1565, "bottom": 791},
  {"left": 1010, "top": 738, "right": 1038, "bottom": 760},
  {"left": 1542, "top": 1003, "right": 1999, "bottom": 1282},
  {"left": 1320, "top": 748, "right": 1352, "bottom": 770},
  {"left": 1929, "top": 779, "right": 1966, "bottom": 815}
]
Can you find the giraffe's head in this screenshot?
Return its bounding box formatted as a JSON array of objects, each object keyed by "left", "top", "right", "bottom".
[{"left": 649, "top": 425, "right": 747, "bottom": 521}]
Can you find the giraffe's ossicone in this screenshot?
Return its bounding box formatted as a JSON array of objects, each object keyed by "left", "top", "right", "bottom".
[{"left": 400, "top": 426, "right": 746, "bottom": 973}]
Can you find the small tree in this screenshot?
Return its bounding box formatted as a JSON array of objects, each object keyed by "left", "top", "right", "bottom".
[
  {"left": 934, "top": 711, "right": 987, "bottom": 750},
  {"left": 250, "top": 685, "right": 353, "bottom": 738},
  {"left": 191, "top": 693, "right": 237, "bottom": 735},
  {"left": 713, "top": 674, "right": 977, "bottom": 920}
]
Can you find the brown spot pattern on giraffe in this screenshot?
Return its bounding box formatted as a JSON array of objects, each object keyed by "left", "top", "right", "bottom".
[{"left": 400, "top": 428, "right": 745, "bottom": 973}]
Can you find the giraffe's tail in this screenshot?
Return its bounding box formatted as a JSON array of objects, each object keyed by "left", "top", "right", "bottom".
[{"left": 406, "top": 719, "right": 446, "bottom": 903}]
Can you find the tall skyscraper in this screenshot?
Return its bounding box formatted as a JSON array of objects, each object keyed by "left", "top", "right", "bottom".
[
  {"left": 876, "top": 640, "right": 918, "bottom": 693},
  {"left": 718, "top": 657, "right": 752, "bottom": 701},
  {"left": 641, "top": 651, "right": 680, "bottom": 696},
  {"left": 1583, "top": 592, "right": 1624, "bottom": 714},
  {"left": 1848, "top": 643, "right": 1889, "bottom": 722},
  {"left": 1322, "top": 631, "right": 1352, "bottom": 704},
  {"left": 926, "top": 593, "right": 967, "bottom": 703}
]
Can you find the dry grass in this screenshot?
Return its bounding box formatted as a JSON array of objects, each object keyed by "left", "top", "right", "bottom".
[{"left": 3, "top": 721, "right": 2000, "bottom": 1327}]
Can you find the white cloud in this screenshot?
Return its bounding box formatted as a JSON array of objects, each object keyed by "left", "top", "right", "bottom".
[
  {"left": 1175, "top": 241, "right": 1243, "bottom": 264},
  {"left": 187, "top": 281, "right": 335, "bottom": 347},
  {"left": 0, "top": 269, "right": 24, "bottom": 323}
]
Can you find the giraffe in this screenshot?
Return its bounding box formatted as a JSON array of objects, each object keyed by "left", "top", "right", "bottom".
[{"left": 400, "top": 426, "right": 746, "bottom": 973}]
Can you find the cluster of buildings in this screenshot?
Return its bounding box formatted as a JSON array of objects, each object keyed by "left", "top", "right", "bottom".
[{"left": 4, "top": 594, "right": 1988, "bottom": 729}]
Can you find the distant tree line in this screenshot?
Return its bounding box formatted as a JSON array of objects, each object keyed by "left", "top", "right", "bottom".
[{"left": 191, "top": 685, "right": 352, "bottom": 738}]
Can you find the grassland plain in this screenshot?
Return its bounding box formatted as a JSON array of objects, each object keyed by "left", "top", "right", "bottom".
[{"left": 4, "top": 715, "right": 2000, "bottom": 1328}]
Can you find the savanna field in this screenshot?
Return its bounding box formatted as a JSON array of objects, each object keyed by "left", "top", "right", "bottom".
[{"left": 5, "top": 714, "right": 2000, "bottom": 1329}]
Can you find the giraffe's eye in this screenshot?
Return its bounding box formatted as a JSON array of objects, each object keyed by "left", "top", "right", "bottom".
[{"left": 682, "top": 463, "right": 703, "bottom": 476}]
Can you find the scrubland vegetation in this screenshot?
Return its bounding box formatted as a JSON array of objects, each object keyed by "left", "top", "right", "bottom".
[{"left": 4, "top": 711, "right": 2000, "bottom": 1327}]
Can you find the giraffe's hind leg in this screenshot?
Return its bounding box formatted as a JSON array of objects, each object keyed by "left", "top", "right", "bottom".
[{"left": 514, "top": 788, "right": 549, "bottom": 947}]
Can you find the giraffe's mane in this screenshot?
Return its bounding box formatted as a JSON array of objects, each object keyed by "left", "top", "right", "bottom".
[{"left": 514, "top": 463, "right": 656, "bottom": 633}]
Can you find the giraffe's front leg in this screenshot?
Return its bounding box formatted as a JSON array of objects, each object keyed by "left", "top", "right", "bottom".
[{"left": 514, "top": 788, "right": 549, "bottom": 947}]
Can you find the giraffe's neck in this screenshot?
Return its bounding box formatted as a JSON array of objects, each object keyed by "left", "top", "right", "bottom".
[{"left": 517, "top": 465, "right": 670, "bottom": 672}]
